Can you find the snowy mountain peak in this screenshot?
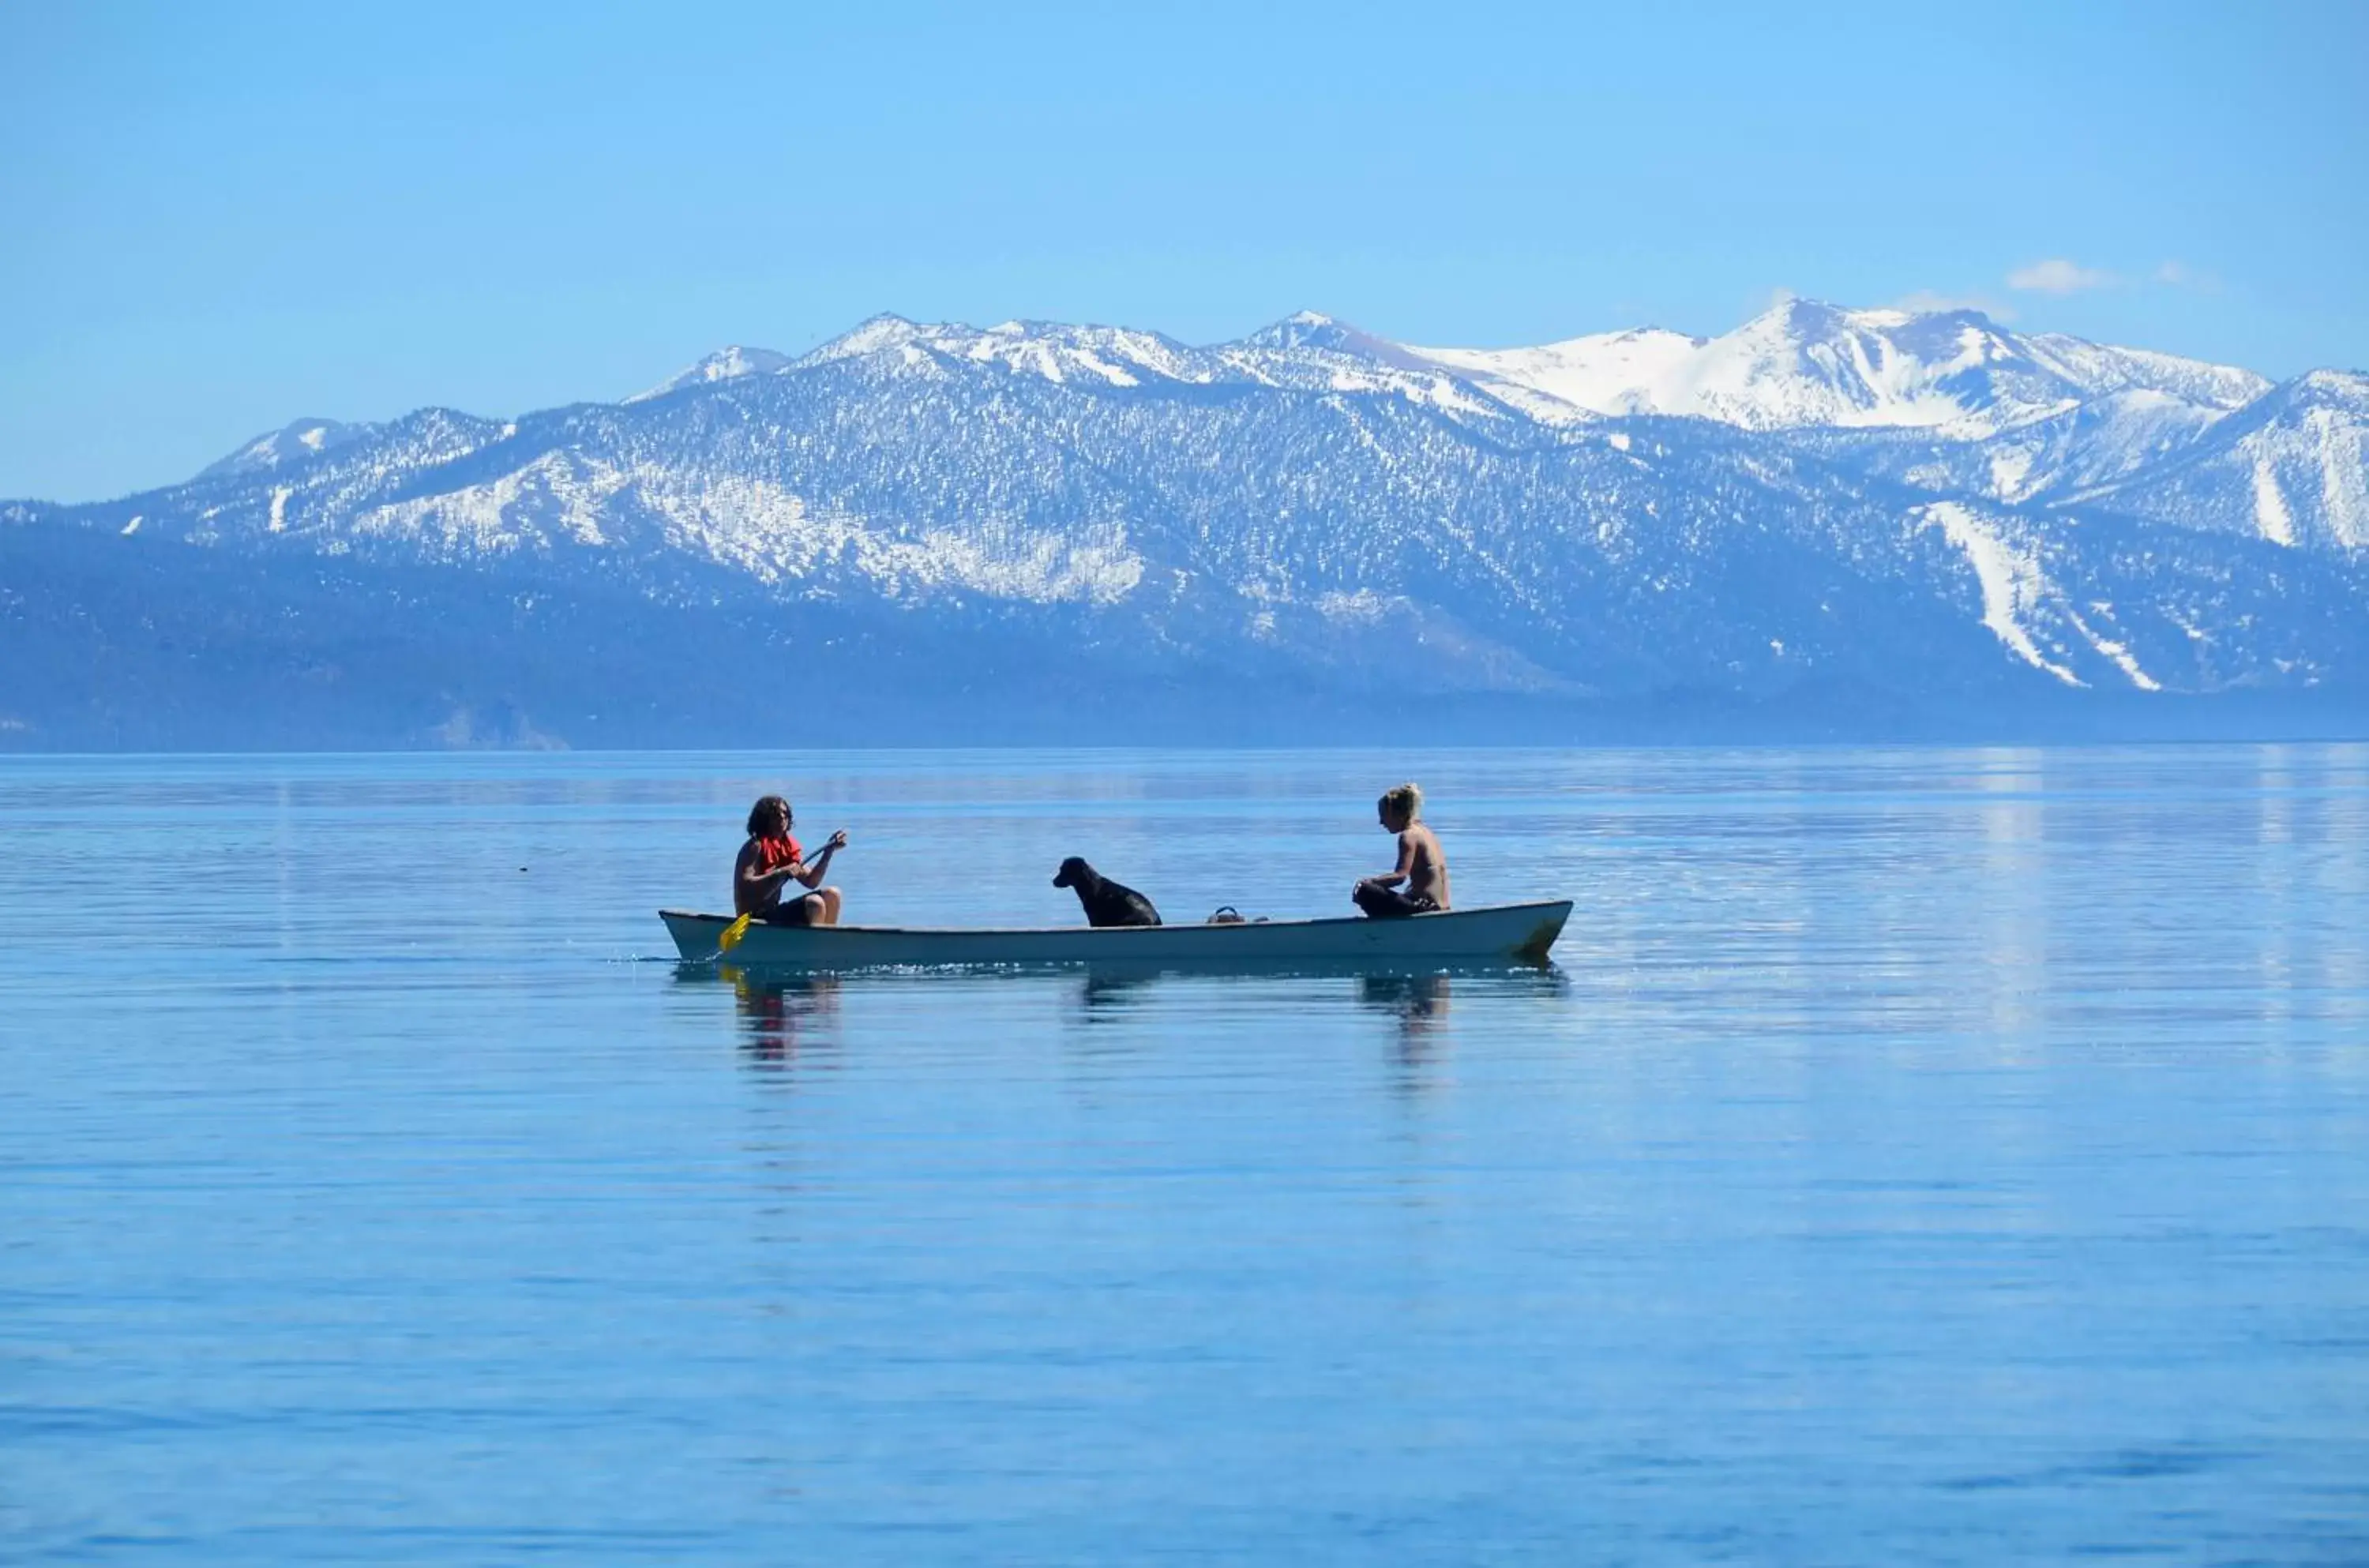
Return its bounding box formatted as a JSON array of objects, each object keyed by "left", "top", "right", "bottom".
[
  {"left": 800, "top": 313, "right": 925, "bottom": 365},
  {"left": 796, "top": 315, "right": 1214, "bottom": 388},
  {"left": 1239, "top": 310, "right": 1406, "bottom": 361},
  {"left": 2287, "top": 368, "right": 2369, "bottom": 410},
  {"left": 199, "top": 418, "right": 363, "bottom": 480},
  {"left": 1725, "top": 302, "right": 2014, "bottom": 425},
  {"left": 1401, "top": 298, "right": 2270, "bottom": 439},
  {"left": 1408, "top": 326, "right": 1705, "bottom": 424},
  {"left": 1754, "top": 294, "right": 1907, "bottom": 335},
  {"left": 1248, "top": 309, "right": 1342, "bottom": 340},
  {"left": 628, "top": 344, "right": 795, "bottom": 403}
]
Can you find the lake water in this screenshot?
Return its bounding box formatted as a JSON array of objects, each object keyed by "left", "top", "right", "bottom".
[{"left": 4, "top": 746, "right": 2367, "bottom": 1564}]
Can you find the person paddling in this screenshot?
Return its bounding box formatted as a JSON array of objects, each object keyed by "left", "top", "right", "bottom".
[
  {"left": 735, "top": 794, "right": 847, "bottom": 926},
  {"left": 1353, "top": 782, "right": 1451, "bottom": 918}
]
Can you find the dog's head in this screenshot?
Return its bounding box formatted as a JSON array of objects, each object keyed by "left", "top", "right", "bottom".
[{"left": 1053, "top": 856, "right": 1094, "bottom": 890}]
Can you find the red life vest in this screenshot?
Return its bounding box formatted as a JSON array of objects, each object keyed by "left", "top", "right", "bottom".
[
  {"left": 753, "top": 834, "right": 803, "bottom": 876},
  {"left": 736, "top": 834, "right": 805, "bottom": 914}
]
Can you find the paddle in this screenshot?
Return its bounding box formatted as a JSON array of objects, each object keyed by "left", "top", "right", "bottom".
[{"left": 718, "top": 832, "right": 847, "bottom": 954}]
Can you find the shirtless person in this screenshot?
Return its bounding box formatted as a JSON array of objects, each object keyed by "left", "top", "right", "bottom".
[
  {"left": 734, "top": 794, "right": 847, "bottom": 926},
  {"left": 1353, "top": 782, "right": 1451, "bottom": 918}
]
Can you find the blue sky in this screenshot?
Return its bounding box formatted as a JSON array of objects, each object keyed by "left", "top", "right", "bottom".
[{"left": 4, "top": 0, "right": 2364, "bottom": 501}]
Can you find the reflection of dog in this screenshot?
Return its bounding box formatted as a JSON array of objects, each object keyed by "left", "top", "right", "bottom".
[{"left": 1053, "top": 857, "right": 1162, "bottom": 927}]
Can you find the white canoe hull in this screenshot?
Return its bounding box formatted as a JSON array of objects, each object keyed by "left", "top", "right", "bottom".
[{"left": 660, "top": 899, "right": 1571, "bottom": 970}]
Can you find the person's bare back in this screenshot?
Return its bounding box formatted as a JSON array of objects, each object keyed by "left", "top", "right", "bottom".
[
  {"left": 1353, "top": 782, "right": 1451, "bottom": 918},
  {"left": 1398, "top": 821, "right": 1451, "bottom": 909}
]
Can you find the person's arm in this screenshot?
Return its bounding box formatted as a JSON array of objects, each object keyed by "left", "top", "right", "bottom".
[
  {"left": 790, "top": 831, "right": 849, "bottom": 889},
  {"left": 1358, "top": 831, "right": 1418, "bottom": 890},
  {"left": 738, "top": 846, "right": 802, "bottom": 905}
]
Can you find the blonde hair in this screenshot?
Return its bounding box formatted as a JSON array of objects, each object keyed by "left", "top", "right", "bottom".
[{"left": 1379, "top": 782, "right": 1424, "bottom": 823}]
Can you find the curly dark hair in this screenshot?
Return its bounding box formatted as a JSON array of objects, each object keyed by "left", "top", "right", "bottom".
[{"left": 746, "top": 794, "right": 793, "bottom": 837}]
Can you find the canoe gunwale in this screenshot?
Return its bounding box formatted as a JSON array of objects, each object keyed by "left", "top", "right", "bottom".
[
  {"left": 658, "top": 901, "right": 1567, "bottom": 938},
  {"left": 659, "top": 899, "right": 1571, "bottom": 971}
]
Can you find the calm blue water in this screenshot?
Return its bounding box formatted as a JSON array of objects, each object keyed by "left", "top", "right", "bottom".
[{"left": 4, "top": 746, "right": 2367, "bottom": 1565}]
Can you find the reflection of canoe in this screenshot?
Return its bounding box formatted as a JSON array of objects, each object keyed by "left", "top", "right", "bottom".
[{"left": 659, "top": 899, "right": 1571, "bottom": 970}]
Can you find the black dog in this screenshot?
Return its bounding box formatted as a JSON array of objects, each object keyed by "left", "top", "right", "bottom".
[{"left": 1053, "top": 857, "right": 1162, "bottom": 927}]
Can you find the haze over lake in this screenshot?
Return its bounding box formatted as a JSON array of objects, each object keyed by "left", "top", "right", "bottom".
[{"left": 4, "top": 745, "right": 2365, "bottom": 1563}]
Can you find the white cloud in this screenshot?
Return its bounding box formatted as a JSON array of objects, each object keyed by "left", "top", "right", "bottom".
[{"left": 2007, "top": 258, "right": 2120, "bottom": 294}]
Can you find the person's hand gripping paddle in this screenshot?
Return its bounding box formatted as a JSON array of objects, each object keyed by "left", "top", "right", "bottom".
[{"left": 719, "top": 830, "right": 848, "bottom": 953}]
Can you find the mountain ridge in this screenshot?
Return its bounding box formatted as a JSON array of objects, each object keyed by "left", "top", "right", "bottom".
[
  {"left": 611, "top": 298, "right": 2285, "bottom": 441},
  {"left": 5, "top": 298, "right": 2365, "bottom": 749}
]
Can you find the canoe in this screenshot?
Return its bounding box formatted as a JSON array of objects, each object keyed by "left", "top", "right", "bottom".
[{"left": 659, "top": 899, "right": 1571, "bottom": 970}]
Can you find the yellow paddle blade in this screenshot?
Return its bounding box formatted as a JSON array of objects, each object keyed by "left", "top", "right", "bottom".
[{"left": 718, "top": 913, "right": 753, "bottom": 953}]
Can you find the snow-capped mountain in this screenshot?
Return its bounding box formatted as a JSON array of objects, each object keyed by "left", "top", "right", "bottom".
[
  {"left": 198, "top": 418, "right": 371, "bottom": 479},
  {"left": 765, "top": 310, "right": 1523, "bottom": 422},
  {"left": 3, "top": 299, "right": 2363, "bottom": 748},
  {"left": 627, "top": 345, "right": 798, "bottom": 403},
  {"left": 2063, "top": 369, "right": 2369, "bottom": 550},
  {"left": 567, "top": 300, "right": 2369, "bottom": 563},
  {"left": 1405, "top": 298, "right": 2270, "bottom": 436}
]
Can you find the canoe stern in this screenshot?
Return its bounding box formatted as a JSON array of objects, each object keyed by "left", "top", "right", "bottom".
[{"left": 1514, "top": 907, "right": 1569, "bottom": 966}]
